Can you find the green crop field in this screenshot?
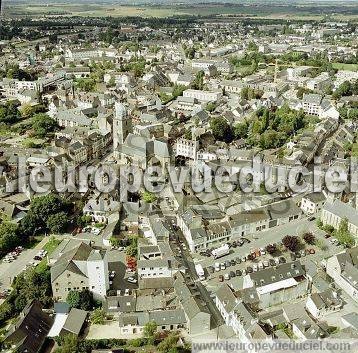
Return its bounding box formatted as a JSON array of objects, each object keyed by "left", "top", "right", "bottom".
[
  {"left": 6, "top": 3, "right": 358, "bottom": 20},
  {"left": 332, "top": 63, "right": 358, "bottom": 72}
]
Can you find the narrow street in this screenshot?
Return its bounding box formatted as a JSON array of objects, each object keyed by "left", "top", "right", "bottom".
[{"left": 169, "top": 223, "right": 224, "bottom": 329}]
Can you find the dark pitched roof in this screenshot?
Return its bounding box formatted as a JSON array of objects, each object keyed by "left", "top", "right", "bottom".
[{"left": 4, "top": 300, "right": 54, "bottom": 353}]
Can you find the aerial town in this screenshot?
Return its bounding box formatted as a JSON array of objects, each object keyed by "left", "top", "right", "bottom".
[{"left": 0, "top": 3, "right": 358, "bottom": 353}]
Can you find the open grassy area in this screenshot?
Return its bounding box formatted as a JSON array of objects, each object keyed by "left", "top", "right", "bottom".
[
  {"left": 9, "top": 4, "right": 185, "bottom": 18},
  {"left": 35, "top": 236, "right": 61, "bottom": 273},
  {"left": 7, "top": 3, "right": 358, "bottom": 20},
  {"left": 332, "top": 63, "right": 358, "bottom": 72}
]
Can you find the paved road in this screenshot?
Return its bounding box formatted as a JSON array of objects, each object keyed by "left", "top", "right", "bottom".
[
  {"left": 170, "top": 226, "right": 224, "bottom": 329},
  {"left": 0, "top": 237, "right": 49, "bottom": 299}
]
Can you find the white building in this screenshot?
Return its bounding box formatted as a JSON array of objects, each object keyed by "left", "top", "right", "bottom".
[
  {"left": 325, "top": 247, "right": 358, "bottom": 303},
  {"left": 175, "top": 138, "right": 199, "bottom": 160},
  {"left": 300, "top": 192, "right": 326, "bottom": 215},
  {"left": 137, "top": 258, "right": 172, "bottom": 279},
  {"left": 183, "top": 89, "right": 222, "bottom": 103},
  {"left": 321, "top": 200, "right": 358, "bottom": 237}
]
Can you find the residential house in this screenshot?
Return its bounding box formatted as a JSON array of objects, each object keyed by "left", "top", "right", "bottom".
[
  {"left": 326, "top": 247, "right": 358, "bottom": 302},
  {"left": 306, "top": 289, "right": 342, "bottom": 319},
  {"left": 300, "top": 192, "right": 327, "bottom": 215}
]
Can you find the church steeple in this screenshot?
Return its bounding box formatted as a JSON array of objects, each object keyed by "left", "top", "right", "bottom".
[{"left": 113, "top": 101, "right": 132, "bottom": 152}]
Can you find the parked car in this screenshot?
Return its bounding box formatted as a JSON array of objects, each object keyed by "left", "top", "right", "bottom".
[
  {"left": 229, "top": 271, "right": 236, "bottom": 278},
  {"left": 225, "top": 260, "right": 231, "bottom": 268},
  {"left": 215, "top": 263, "right": 220, "bottom": 272},
  {"left": 252, "top": 264, "right": 258, "bottom": 272},
  {"left": 263, "top": 260, "right": 269, "bottom": 268},
  {"left": 279, "top": 257, "right": 286, "bottom": 263},
  {"left": 127, "top": 277, "right": 137, "bottom": 284},
  {"left": 219, "top": 275, "right": 224, "bottom": 282},
  {"left": 236, "top": 257, "right": 242, "bottom": 264},
  {"left": 246, "top": 266, "right": 253, "bottom": 273},
  {"left": 269, "top": 259, "right": 276, "bottom": 266},
  {"left": 208, "top": 266, "right": 215, "bottom": 274},
  {"left": 290, "top": 253, "right": 296, "bottom": 261},
  {"left": 230, "top": 259, "right": 236, "bottom": 266},
  {"left": 295, "top": 252, "right": 301, "bottom": 258},
  {"left": 309, "top": 249, "right": 316, "bottom": 254},
  {"left": 235, "top": 269, "right": 242, "bottom": 276},
  {"left": 220, "top": 263, "right": 226, "bottom": 270},
  {"left": 224, "top": 273, "right": 230, "bottom": 280}
]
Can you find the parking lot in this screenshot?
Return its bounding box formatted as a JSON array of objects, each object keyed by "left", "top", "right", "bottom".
[
  {"left": 0, "top": 237, "right": 49, "bottom": 303},
  {"left": 107, "top": 249, "right": 138, "bottom": 293},
  {"left": 192, "top": 218, "right": 344, "bottom": 290}
]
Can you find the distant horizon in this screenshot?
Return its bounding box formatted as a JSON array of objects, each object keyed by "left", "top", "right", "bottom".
[{"left": 9, "top": 0, "right": 358, "bottom": 3}]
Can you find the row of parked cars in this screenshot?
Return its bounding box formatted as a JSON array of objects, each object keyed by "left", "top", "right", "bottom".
[
  {"left": 199, "top": 238, "right": 252, "bottom": 257},
  {"left": 3, "top": 246, "right": 24, "bottom": 263},
  {"left": 208, "top": 255, "right": 288, "bottom": 279},
  {"left": 209, "top": 248, "right": 316, "bottom": 282}
]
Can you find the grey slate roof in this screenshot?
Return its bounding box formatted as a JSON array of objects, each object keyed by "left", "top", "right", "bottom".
[
  {"left": 323, "top": 200, "right": 358, "bottom": 227},
  {"left": 248, "top": 261, "right": 305, "bottom": 287},
  {"left": 61, "top": 308, "right": 87, "bottom": 335}
]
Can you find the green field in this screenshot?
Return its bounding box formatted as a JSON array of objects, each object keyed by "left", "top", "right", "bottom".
[
  {"left": 332, "top": 63, "right": 358, "bottom": 72},
  {"left": 6, "top": 3, "right": 358, "bottom": 20}
]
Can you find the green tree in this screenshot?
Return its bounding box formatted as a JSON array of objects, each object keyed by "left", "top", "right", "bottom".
[
  {"left": 210, "top": 117, "right": 232, "bottom": 143},
  {"left": 55, "top": 334, "right": 79, "bottom": 353},
  {"left": 90, "top": 308, "right": 106, "bottom": 324},
  {"left": 20, "top": 103, "right": 35, "bottom": 118},
  {"left": 31, "top": 113, "right": 58, "bottom": 138},
  {"left": 0, "top": 222, "right": 18, "bottom": 256},
  {"left": 158, "top": 333, "right": 179, "bottom": 353},
  {"left": 46, "top": 212, "right": 68, "bottom": 233},
  {"left": 66, "top": 290, "right": 81, "bottom": 309},
  {"left": 76, "top": 78, "right": 96, "bottom": 92},
  {"left": 335, "top": 218, "right": 355, "bottom": 247},
  {"left": 172, "top": 84, "right": 186, "bottom": 98},
  {"left": 206, "top": 102, "right": 217, "bottom": 113},
  {"left": 142, "top": 191, "right": 157, "bottom": 203},
  {"left": 234, "top": 121, "right": 249, "bottom": 139},
  {"left": 19, "top": 194, "right": 70, "bottom": 236},
  {"left": 78, "top": 289, "right": 95, "bottom": 311},
  {"left": 143, "top": 320, "right": 157, "bottom": 344},
  {"left": 126, "top": 235, "right": 138, "bottom": 258}
]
